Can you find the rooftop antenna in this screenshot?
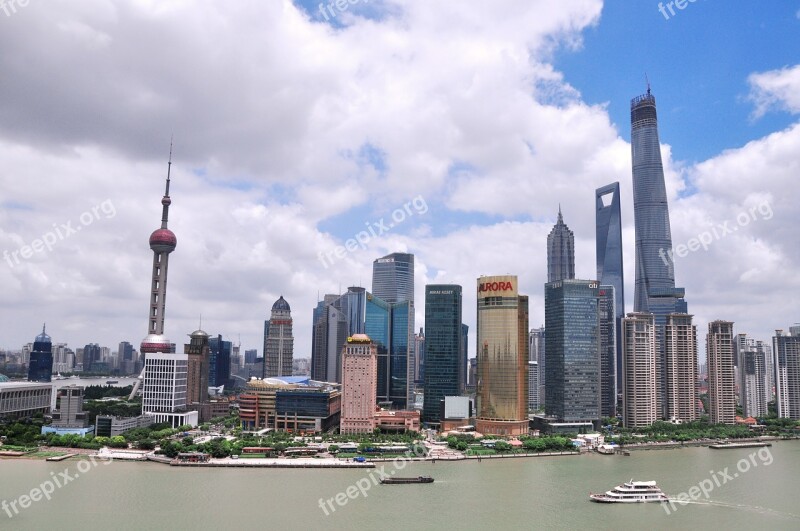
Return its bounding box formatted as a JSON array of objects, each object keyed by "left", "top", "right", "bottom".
[{"left": 645, "top": 73, "right": 651, "bottom": 95}]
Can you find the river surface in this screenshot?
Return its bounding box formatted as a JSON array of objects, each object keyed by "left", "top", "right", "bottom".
[{"left": 1, "top": 441, "right": 798, "bottom": 530}]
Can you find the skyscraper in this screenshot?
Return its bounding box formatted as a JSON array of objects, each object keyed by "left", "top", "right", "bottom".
[
  {"left": 596, "top": 182, "right": 625, "bottom": 404},
  {"left": 340, "top": 334, "right": 378, "bottom": 434},
  {"left": 621, "top": 312, "right": 657, "bottom": 428},
  {"left": 264, "top": 296, "right": 294, "bottom": 378},
  {"left": 208, "top": 335, "right": 232, "bottom": 388},
  {"left": 598, "top": 286, "right": 617, "bottom": 418},
  {"left": 544, "top": 280, "right": 601, "bottom": 425},
  {"left": 547, "top": 208, "right": 575, "bottom": 283},
  {"left": 27, "top": 325, "right": 53, "bottom": 383},
  {"left": 529, "top": 327, "right": 545, "bottom": 410},
  {"left": 185, "top": 329, "right": 210, "bottom": 406},
  {"left": 475, "top": 276, "right": 529, "bottom": 436},
  {"left": 422, "top": 285, "right": 462, "bottom": 424},
  {"left": 140, "top": 148, "right": 177, "bottom": 356},
  {"left": 707, "top": 321, "right": 735, "bottom": 425},
  {"left": 311, "top": 294, "right": 348, "bottom": 383},
  {"left": 460, "top": 323, "right": 469, "bottom": 395},
  {"left": 664, "top": 314, "right": 698, "bottom": 423},
  {"left": 372, "top": 253, "right": 414, "bottom": 304},
  {"left": 735, "top": 333, "right": 769, "bottom": 418},
  {"left": 774, "top": 327, "right": 800, "bottom": 420},
  {"left": 631, "top": 88, "right": 687, "bottom": 319},
  {"left": 372, "top": 253, "right": 414, "bottom": 407}
]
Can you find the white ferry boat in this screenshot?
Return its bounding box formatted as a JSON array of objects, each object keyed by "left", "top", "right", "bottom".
[{"left": 589, "top": 480, "right": 669, "bottom": 503}]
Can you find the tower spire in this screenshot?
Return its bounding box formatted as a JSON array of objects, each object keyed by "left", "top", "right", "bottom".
[{"left": 161, "top": 140, "right": 173, "bottom": 229}]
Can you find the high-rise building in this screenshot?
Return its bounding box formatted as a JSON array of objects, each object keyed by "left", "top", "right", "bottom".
[
  {"left": 311, "top": 294, "right": 349, "bottom": 383},
  {"left": 596, "top": 182, "right": 625, "bottom": 402},
  {"left": 631, "top": 88, "right": 688, "bottom": 420},
  {"left": 544, "top": 279, "right": 601, "bottom": 426},
  {"left": 412, "top": 328, "right": 425, "bottom": 386},
  {"left": 547, "top": 208, "right": 575, "bottom": 283},
  {"left": 664, "top": 314, "right": 698, "bottom": 422},
  {"left": 185, "top": 329, "right": 210, "bottom": 406},
  {"left": 422, "top": 285, "right": 462, "bottom": 424},
  {"left": 735, "top": 333, "right": 769, "bottom": 418},
  {"left": 140, "top": 149, "right": 178, "bottom": 357},
  {"left": 372, "top": 253, "right": 414, "bottom": 304},
  {"left": 264, "top": 296, "right": 294, "bottom": 378},
  {"left": 208, "top": 335, "right": 232, "bottom": 388},
  {"left": 340, "top": 334, "right": 378, "bottom": 434},
  {"left": 631, "top": 88, "right": 687, "bottom": 319},
  {"left": 460, "top": 323, "right": 469, "bottom": 395},
  {"left": 529, "top": 327, "right": 545, "bottom": 408},
  {"left": 83, "top": 343, "right": 102, "bottom": 372},
  {"left": 475, "top": 276, "right": 529, "bottom": 436},
  {"left": 27, "top": 325, "right": 53, "bottom": 383},
  {"left": 707, "top": 321, "right": 735, "bottom": 425},
  {"left": 51, "top": 385, "right": 88, "bottom": 428},
  {"left": 621, "top": 312, "right": 658, "bottom": 428},
  {"left": 598, "top": 286, "right": 617, "bottom": 418},
  {"left": 372, "top": 253, "right": 414, "bottom": 408},
  {"left": 244, "top": 349, "right": 258, "bottom": 365},
  {"left": 774, "top": 327, "right": 800, "bottom": 420},
  {"left": 141, "top": 352, "right": 198, "bottom": 428}
]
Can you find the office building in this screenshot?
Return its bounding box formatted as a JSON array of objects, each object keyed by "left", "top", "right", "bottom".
[
  {"left": 244, "top": 349, "right": 258, "bottom": 365},
  {"left": 208, "top": 335, "right": 232, "bottom": 388},
  {"left": 596, "top": 182, "right": 625, "bottom": 403},
  {"left": 664, "top": 314, "right": 698, "bottom": 422},
  {"left": 311, "top": 294, "right": 349, "bottom": 383},
  {"left": 141, "top": 352, "right": 198, "bottom": 428},
  {"left": 185, "top": 329, "right": 210, "bottom": 407},
  {"left": 529, "top": 327, "right": 545, "bottom": 408},
  {"left": 621, "top": 313, "right": 658, "bottom": 428},
  {"left": 707, "top": 321, "right": 735, "bottom": 425},
  {"left": 372, "top": 252, "right": 414, "bottom": 304},
  {"left": 50, "top": 385, "right": 88, "bottom": 428},
  {"left": 340, "top": 334, "right": 378, "bottom": 434},
  {"left": 95, "top": 414, "right": 154, "bottom": 437},
  {"left": 774, "top": 327, "right": 800, "bottom": 420},
  {"left": 83, "top": 343, "right": 102, "bottom": 372},
  {"left": 460, "top": 324, "right": 469, "bottom": 395},
  {"left": 598, "top": 286, "right": 617, "bottom": 418},
  {"left": 27, "top": 325, "right": 53, "bottom": 383},
  {"left": 544, "top": 279, "right": 601, "bottom": 426},
  {"left": 547, "top": 207, "right": 575, "bottom": 283},
  {"left": 475, "top": 276, "right": 529, "bottom": 436},
  {"left": 264, "top": 296, "right": 294, "bottom": 378},
  {"left": 412, "top": 328, "right": 425, "bottom": 386},
  {"left": 422, "top": 285, "right": 462, "bottom": 424}
]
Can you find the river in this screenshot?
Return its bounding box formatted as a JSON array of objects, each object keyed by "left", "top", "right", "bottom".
[{"left": 1, "top": 441, "right": 798, "bottom": 530}]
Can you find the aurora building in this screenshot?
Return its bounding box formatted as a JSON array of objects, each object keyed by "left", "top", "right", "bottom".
[{"left": 475, "top": 275, "right": 529, "bottom": 436}]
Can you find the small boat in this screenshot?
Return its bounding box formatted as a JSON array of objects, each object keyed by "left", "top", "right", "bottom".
[
  {"left": 106, "top": 380, "right": 119, "bottom": 384},
  {"left": 380, "top": 476, "right": 434, "bottom": 485},
  {"left": 590, "top": 480, "right": 668, "bottom": 503}
]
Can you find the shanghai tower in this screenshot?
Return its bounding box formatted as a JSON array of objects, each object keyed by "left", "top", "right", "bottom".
[
  {"left": 631, "top": 88, "right": 686, "bottom": 320},
  {"left": 140, "top": 148, "right": 178, "bottom": 356}
]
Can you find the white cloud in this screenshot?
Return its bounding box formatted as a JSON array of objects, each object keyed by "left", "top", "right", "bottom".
[{"left": 747, "top": 64, "right": 800, "bottom": 118}]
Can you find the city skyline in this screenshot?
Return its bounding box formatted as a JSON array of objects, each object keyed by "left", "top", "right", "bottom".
[{"left": 0, "top": 2, "right": 798, "bottom": 367}]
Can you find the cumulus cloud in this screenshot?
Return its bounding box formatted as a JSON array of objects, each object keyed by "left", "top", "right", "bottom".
[{"left": 747, "top": 64, "right": 800, "bottom": 119}]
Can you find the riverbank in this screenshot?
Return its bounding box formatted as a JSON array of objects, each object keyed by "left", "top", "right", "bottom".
[{"left": 619, "top": 435, "right": 786, "bottom": 451}]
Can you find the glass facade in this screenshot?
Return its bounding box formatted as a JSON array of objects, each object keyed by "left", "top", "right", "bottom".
[
  {"left": 476, "top": 276, "right": 529, "bottom": 434},
  {"left": 598, "top": 286, "right": 617, "bottom": 418},
  {"left": 208, "top": 335, "right": 231, "bottom": 388},
  {"left": 544, "top": 280, "right": 601, "bottom": 423},
  {"left": 774, "top": 328, "right": 800, "bottom": 420},
  {"left": 422, "top": 285, "right": 462, "bottom": 424},
  {"left": 372, "top": 253, "right": 414, "bottom": 304}
]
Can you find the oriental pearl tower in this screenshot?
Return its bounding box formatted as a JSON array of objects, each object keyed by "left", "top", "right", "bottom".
[{"left": 140, "top": 146, "right": 178, "bottom": 355}]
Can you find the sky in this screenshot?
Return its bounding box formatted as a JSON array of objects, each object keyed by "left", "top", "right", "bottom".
[{"left": 0, "top": 0, "right": 798, "bottom": 363}]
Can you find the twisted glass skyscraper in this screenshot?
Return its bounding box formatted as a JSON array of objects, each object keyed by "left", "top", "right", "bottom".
[{"left": 631, "top": 89, "right": 687, "bottom": 319}]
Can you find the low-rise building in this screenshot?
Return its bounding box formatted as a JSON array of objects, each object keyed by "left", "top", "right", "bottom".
[
  {"left": 373, "top": 410, "right": 420, "bottom": 432},
  {"left": 0, "top": 382, "right": 53, "bottom": 420},
  {"left": 95, "top": 415, "right": 155, "bottom": 438}
]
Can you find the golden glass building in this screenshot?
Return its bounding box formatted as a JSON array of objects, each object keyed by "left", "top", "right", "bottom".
[{"left": 475, "top": 275, "right": 529, "bottom": 436}]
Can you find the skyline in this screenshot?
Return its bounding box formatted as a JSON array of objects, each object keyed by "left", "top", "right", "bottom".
[{"left": 1, "top": 2, "right": 799, "bottom": 361}]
